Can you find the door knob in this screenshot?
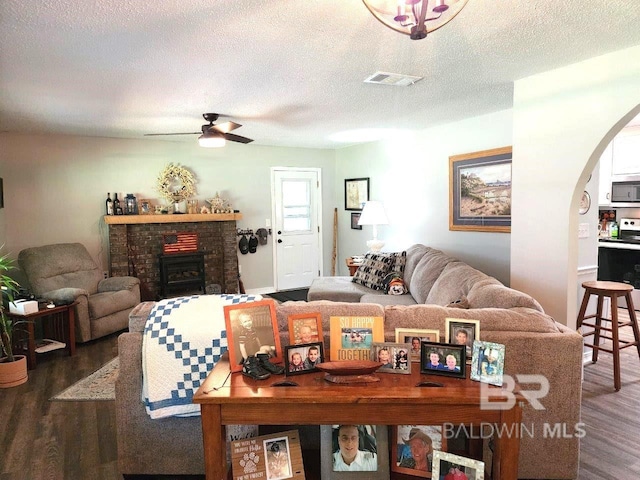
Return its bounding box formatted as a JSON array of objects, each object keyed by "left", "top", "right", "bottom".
[{"left": 277, "top": 239, "right": 282, "bottom": 243}]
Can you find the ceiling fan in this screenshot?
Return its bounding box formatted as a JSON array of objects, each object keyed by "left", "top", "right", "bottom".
[{"left": 145, "top": 113, "right": 253, "bottom": 147}]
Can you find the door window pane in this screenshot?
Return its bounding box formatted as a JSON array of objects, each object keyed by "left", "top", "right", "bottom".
[{"left": 282, "top": 180, "right": 311, "bottom": 232}]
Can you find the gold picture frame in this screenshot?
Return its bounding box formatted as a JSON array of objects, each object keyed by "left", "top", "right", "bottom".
[{"left": 449, "top": 146, "right": 512, "bottom": 233}]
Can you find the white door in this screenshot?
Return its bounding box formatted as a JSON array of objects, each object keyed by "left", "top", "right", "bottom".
[{"left": 272, "top": 168, "right": 322, "bottom": 291}]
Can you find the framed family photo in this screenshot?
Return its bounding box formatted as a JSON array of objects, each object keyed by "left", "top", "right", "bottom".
[
  {"left": 370, "top": 342, "right": 411, "bottom": 374},
  {"left": 284, "top": 342, "right": 324, "bottom": 376},
  {"left": 470, "top": 340, "right": 506, "bottom": 386},
  {"left": 445, "top": 318, "right": 480, "bottom": 359},
  {"left": 420, "top": 342, "right": 466, "bottom": 379},
  {"left": 431, "top": 450, "right": 485, "bottom": 480},
  {"left": 344, "top": 177, "right": 370, "bottom": 211},
  {"left": 351, "top": 212, "right": 362, "bottom": 230},
  {"left": 287, "top": 312, "right": 323, "bottom": 345},
  {"left": 320, "top": 424, "right": 389, "bottom": 479},
  {"left": 395, "top": 328, "right": 440, "bottom": 362},
  {"left": 223, "top": 299, "right": 283, "bottom": 373},
  {"left": 449, "top": 146, "right": 512, "bottom": 233},
  {"left": 391, "top": 425, "right": 446, "bottom": 478}
]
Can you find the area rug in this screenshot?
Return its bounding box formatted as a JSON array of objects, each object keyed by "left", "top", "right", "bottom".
[
  {"left": 50, "top": 357, "right": 118, "bottom": 401},
  {"left": 266, "top": 288, "right": 309, "bottom": 303}
]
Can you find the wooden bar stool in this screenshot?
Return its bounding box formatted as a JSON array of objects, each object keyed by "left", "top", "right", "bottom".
[{"left": 577, "top": 281, "right": 640, "bottom": 391}]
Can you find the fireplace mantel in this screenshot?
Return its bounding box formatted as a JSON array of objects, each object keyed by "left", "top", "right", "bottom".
[{"left": 103, "top": 213, "right": 242, "bottom": 225}]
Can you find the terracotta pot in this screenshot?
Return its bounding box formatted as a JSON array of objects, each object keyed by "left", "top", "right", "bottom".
[{"left": 0, "top": 355, "right": 28, "bottom": 388}]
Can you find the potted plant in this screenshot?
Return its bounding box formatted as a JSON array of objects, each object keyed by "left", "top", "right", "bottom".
[{"left": 0, "top": 250, "right": 28, "bottom": 388}]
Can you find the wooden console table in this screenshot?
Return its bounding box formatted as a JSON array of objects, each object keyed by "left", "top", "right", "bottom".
[
  {"left": 194, "top": 353, "right": 523, "bottom": 480},
  {"left": 7, "top": 302, "right": 77, "bottom": 369}
]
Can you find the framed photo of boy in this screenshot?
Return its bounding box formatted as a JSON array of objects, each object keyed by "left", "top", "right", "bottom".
[
  {"left": 287, "top": 312, "right": 323, "bottom": 345},
  {"left": 370, "top": 342, "right": 411, "bottom": 374},
  {"left": 431, "top": 450, "right": 485, "bottom": 480},
  {"left": 223, "top": 299, "right": 283, "bottom": 373},
  {"left": 284, "top": 342, "right": 324, "bottom": 375},
  {"left": 470, "top": 340, "right": 506, "bottom": 386},
  {"left": 449, "top": 146, "right": 512, "bottom": 233},
  {"left": 320, "top": 424, "right": 389, "bottom": 479},
  {"left": 391, "top": 425, "right": 446, "bottom": 478},
  {"left": 394, "top": 328, "right": 440, "bottom": 363},
  {"left": 445, "top": 318, "right": 480, "bottom": 359},
  {"left": 420, "top": 342, "right": 466, "bottom": 379}
]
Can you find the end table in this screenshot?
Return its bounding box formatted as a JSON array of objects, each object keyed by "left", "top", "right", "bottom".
[{"left": 7, "top": 301, "right": 77, "bottom": 369}]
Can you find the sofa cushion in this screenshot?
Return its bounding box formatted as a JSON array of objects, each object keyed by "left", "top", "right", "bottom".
[
  {"left": 352, "top": 252, "right": 405, "bottom": 291},
  {"left": 308, "top": 276, "right": 374, "bottom": 302},
  {"left": 360, "top": 293, "right": 417, "bottom": 306},
  {"left": 425, "top": 262, "right": 495, "bottom": 306},
  {"left": 408, "top": 249, "right": 457, "bottom": 303},
  {"left": 402, "top": 244, "right": 430, "bottom": 285},
  {"left": 467, "top": 281, "right": 544, "bottom": 312}
]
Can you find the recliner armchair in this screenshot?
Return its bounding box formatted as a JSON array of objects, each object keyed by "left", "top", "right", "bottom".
[{"left": 18, "top": 242, "right": 140, "bottom": 343}]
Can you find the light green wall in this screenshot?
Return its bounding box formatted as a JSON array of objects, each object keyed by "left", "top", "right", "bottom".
[
  {"left": 335, "top": 110, "right": 513, "bottom": 284},
  {"left": 0, "top": 133, "right": 336, "bottom": 291},
  {"left": 512, "top": 44, "right": 640, "bottom": 327}
]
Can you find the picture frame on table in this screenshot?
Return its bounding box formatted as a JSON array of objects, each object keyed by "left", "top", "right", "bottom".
[
  {"left": 351, "top": 212, "right": 362, "bottom": 230},
  {"left": 449, "top": 146, "right": 512, "bottom": 233},
  {"left": 345, "top": 177, "right": 370, "bottom": 211},
  {"left": 445, "top": 318, "right": 480, "bottom": 359},
  {"left": 391, "top": 425, "right": 446, "bottom": 478},
  {"left": 284, "top": 342, "right": 324, "bottom": 376},
  {"left": 223, "top": 299, "right": 282, "bottom": 373},
  {"left": 431, "top": 450, "right": 485, "bottom": 480},
  {"left": 470, "top": 340, "right": 506, "bottom": 386},
  {"left": 420, "top": 341, "right": 466, "bottom": 379},
  {"left": 394, "top": 328, "right": 440, "bottom": 363},
  {"left": 370, "top": 342, "right": 411, "bottom": 374},
  {"left": 320, "top": 424, "right": 389, "bottom": 479},
  {"left": 287, "top": 312, "right": 323, "bottom": 345}
]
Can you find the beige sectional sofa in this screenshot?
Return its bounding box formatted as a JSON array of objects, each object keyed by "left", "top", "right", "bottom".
[{"left": 117, "top": 293, "right": 582, "bottom": 478}]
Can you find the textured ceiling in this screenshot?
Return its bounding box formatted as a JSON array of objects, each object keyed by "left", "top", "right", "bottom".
[{"left": 1, "top": 0, "right": 640, "bottom": 149}]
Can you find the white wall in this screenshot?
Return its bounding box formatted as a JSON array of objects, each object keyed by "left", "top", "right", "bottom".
[
  {"left": 512, "top": 44, "right": 640, "bottom": 328},
  {"left": 335, "top": 110, "right": 513, "bottom": 284},
  {"left": 0, "top": 133, "right": 336, "bottom": 292}
]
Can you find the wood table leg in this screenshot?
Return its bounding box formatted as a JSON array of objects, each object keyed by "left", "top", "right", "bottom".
[
  {"left": 26, "top": 321, "right": 36, "bottom": 369},
  {"left": 493, "top": 401, "right": 522, "bottom": 480},
  {"left": 200, "top": 404, "right": 226, "bottom": 480},
  {"left": 611, "top": 294, "right": 621, "bottom": 391},
  {"left": 67, "top": 305, "right": 76, "bottom": 356}
]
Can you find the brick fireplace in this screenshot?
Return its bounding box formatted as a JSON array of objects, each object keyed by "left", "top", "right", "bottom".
[{"left": 104, "top": 214, "right": 241, "bottom": 300}]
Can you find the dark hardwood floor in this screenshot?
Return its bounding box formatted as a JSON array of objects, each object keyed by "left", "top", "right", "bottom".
[{"left": 1, "top": 310, "right": 639, "bottom": 479}]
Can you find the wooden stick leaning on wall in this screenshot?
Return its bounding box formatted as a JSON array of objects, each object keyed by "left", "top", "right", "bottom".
[{"left": 331, "top": 207, "right": 337, "bottom": 275}]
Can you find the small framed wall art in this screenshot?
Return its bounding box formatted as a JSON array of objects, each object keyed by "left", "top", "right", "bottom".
[
  {"left": 351, "top": 212, "right": 362, "bottom": 230},
  {"left": 345, "top": 177, "right": 370, "bottom": 211}
]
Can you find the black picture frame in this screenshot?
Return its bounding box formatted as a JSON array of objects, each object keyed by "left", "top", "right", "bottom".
[
  {"left": 351, "top": 212, "right": 362, "bottom": 230},
  {"left": 345, "top": 178, "right": 370, "bottom": 211},
  {"left": 284, "top": 342, "right": 325, "bottom": 376},
  {"left": 420, "top": 341, "right": 466, "bottom": 379}
]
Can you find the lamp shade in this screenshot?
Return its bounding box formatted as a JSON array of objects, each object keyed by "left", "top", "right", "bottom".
[{"left": 358, "top": 201, "right": 389, "bottom": 226}]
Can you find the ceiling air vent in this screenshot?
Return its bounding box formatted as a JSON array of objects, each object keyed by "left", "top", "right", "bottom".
[{"left": 364, "top": 71, "right": 423, "bottom": 86}]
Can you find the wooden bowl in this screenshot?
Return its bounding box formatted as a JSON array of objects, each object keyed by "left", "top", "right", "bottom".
[{"left": 315, "top": 360, "right": 383, "bottom": 376}]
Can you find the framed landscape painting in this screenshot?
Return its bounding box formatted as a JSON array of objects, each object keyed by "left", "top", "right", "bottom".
[{"left": 449, "top": 146, "right": 512, "bottom": 233}]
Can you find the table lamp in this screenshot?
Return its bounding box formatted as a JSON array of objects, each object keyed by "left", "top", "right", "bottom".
[{"left": 357, "top": 201, "right": 389, "bottom": 252}]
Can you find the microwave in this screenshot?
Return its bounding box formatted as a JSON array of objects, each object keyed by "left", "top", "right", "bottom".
[{"left": 611, "top": 180, "right": 640, "bottom": 204}]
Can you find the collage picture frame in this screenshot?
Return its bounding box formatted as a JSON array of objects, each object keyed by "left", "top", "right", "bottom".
[{"left": 370, "top": 342, "right": 411, "bottom": 374}]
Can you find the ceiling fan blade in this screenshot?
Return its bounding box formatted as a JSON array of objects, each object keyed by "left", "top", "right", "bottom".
[
  {"left": 144, "top": 132, "right": 201, "bottom": 136},
  {"left": 211, "top": 121, "right": 241, "bottom": 134},
  {"left": 224, "top": 133, "right": 254, "bottom": 144}
]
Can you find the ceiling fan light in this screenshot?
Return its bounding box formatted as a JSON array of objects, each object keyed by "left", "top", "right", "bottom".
[{"left": 198, "top": 133, "right": 226, "bottom": 148}]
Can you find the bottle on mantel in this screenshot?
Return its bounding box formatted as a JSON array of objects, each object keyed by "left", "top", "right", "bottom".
[
  {"left": 105, "top": 192, "right": 114, "bottom": 216},
  {"left": 113, "top": 193, "right": 122, "bottom": 215}
]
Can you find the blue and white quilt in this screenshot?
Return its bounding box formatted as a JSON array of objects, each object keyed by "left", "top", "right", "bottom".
[{"left": 142, "top": 293, "right": 261, "bottom": 419}]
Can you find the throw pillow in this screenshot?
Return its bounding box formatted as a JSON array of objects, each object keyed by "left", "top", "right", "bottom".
[{"left": 352, "top": 252, "right": 402, "bottom": 291}]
